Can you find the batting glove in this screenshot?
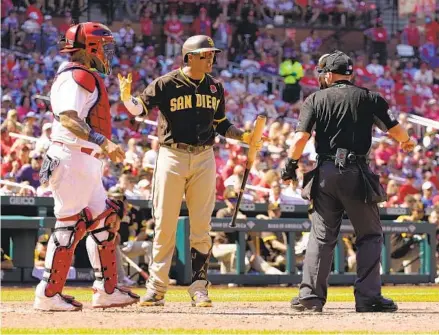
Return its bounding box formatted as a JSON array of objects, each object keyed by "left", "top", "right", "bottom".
[
  {"left": 241, "top": 131, "right": 266, "bottom": 151},
  {"left": 118, "top": 73, "right": 132, "bottom": 102},
  {"left": 281, "top": 158, "right": 299, "bottom": 182}
]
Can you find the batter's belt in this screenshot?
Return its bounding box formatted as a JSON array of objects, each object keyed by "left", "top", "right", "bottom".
[{"left": 162, "top": 143, "right": 212, "bottom": 154}]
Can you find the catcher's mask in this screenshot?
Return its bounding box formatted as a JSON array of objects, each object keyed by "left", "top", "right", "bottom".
[{"left": 60, "top": 22, "right": 115, "bottom": 76}]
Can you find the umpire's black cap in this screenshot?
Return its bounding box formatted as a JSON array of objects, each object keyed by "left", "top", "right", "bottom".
[
  {"left": 319, "top": 51, "right": 354, "bottom": 75},
  {"left": 182, "top": 35, "right": 221, "bottom": 62}
]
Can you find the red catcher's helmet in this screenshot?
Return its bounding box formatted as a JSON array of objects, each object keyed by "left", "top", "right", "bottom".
[{"left": 60, "top": 22, "right": 115, "bottom": 75}]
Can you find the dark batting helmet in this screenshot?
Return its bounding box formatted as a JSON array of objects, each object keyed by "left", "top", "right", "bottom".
[{"left": 182, "top": 35, "right": 221, "bottom": 62}]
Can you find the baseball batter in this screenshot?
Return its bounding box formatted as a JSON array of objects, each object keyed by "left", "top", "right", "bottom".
[
  {"left": 33, "top": 22, "right": 139, "bottom": 311},
  {"left": 119, "top": 35, "right": 262, "bottom": 307}
]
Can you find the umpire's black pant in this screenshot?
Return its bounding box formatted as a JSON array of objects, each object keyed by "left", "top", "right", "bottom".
[{"left": 299, "top": 162, "right": 383, "bottom": 305}]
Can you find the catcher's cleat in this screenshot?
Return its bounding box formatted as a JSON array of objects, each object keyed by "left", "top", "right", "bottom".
[
  {"left": 139, "top": 291, "right": 165, "bottom": 307},
  {"left": 191, "top": 291, "right": 212, "bottom": 307},
  {"left": 92, "top": 284, "right": 139, "bottom": 309},
  {"left": 34, "top": 293, "right": 83, "bottom": 312},
  {"left": 290, "top": 296, "right": 323, "bottom": 313}
]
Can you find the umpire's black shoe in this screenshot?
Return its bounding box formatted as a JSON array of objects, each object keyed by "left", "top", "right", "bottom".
[
  {"left": 291, "top": 296, "right": 323, "bottom": 312},
  {"left": 356, "top": 296, "right": 398, "bottom": 313}
]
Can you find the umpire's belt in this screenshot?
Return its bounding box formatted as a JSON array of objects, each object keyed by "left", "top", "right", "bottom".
[
  {"left": 162, "top": 143, "right": 211, "bottom": 154},
  {"left": 318, "top": 153, "right": 368, "bottom": 163}
]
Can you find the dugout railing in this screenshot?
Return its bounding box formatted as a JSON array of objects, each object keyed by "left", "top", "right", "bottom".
[
  {"left": 1, "top": 196, "right": 422, "bottom": 219},
  {"left": 174, "top": 217, "right": 437, "bottom": 285}
]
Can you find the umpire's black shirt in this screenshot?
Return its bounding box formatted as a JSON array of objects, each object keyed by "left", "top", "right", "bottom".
[
  {"left": 138, "top": 68, "right": 232, "bottom": 146},
  {"left": 296, "top": 80, "right": 399, "bottom": 155}
]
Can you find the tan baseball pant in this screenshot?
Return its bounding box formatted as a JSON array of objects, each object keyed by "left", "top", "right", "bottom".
[{"left": 146, "top": 145, "right": 216, "bottom": 295}]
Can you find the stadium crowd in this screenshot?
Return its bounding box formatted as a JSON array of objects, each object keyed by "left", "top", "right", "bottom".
[{"left": 1, "top": 0, "right": 439, "bottom": 205}]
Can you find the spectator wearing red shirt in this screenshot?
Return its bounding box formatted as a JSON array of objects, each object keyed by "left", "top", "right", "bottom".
[
  {"left": 300, "top": 68, "right": 319, "bottom": 97},
  {"left": 57, "top": 12, "right": 72, "bottom": 35},
  {"left": 398, "top": 85, "right": 423, "bottom": 113},
  {"left": 374, "top": 139, "right": 394, "bottom": 166},
  {"left": 353, "top": 56, "right": 373, "bottom": 86},
  {"left": 216, "top": 173, "right": 225, "bottom": 200},
  {"left": 119, "top": 53, "right": 133, "bottom": 67},
  {"left": 16, "top": 96, "right": 32, "bottom": 122},
  {"left": 145, "top": 45, "right": 157, "bottom": 63},
  {"left": 4, "top": 53, "right": 16, "bottom": 72},
  {"left": 192, "top": 7, "right": 212, "bottom": 36},
  {"left": 140, "top": 10, "right": 154, "bottom": 47},
  {"left": 402, "top": 16, "right": 421, "bottom": 50},
  {"left": 424, "top": 15, "right": 439, "bottom": 46},
  {"left": 1, "top": 143, "right": 30, "bottom": 177},
  {"left": 25, "top": 0, "right": 43, "bottom": 25},
  {"left": 364, "top": 18, "right": 388, "bottom": 64},
  {"left": 397, "top": 174, "right": 420, "bottom": 204},
  {"left": 423, "top": 99, "right": 439, "bottom": 120},
  {"left": 1, "top": 0, "right": 13, "bottom": 20},
  {"left": 0, "top": 127, "right": 14, "bottom": 157},
  {"left": 164, "top": 13, "right": 184, "bottom": 58}
]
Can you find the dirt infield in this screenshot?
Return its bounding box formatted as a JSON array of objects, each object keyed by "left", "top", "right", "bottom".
[{"left": 2, "top": 301, "right": 439, "bottom": 333}]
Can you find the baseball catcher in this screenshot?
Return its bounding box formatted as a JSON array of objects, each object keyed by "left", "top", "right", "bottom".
[{"left": 33, "top": 22, "right": 139, "bottom": 311}]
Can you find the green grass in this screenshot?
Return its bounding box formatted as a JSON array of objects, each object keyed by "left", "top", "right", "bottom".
[
  {"left": 1, "top": 286, "right": 438, "bottom": 303},
  {"left": 2, "top": 329, "right": 439, "bottom": 335}
]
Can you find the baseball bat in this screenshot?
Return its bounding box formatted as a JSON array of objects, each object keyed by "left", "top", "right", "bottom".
[
  {"left": 120, "top": 251, "right": 149, "bottom": 280},
  {"left": 229, "top": 115, "right": 267, "bottom": 228}
]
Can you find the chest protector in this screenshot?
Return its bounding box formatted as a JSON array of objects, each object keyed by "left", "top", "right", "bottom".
[{"left": 55, "top": 62, "right": 112, "bottom": 139}]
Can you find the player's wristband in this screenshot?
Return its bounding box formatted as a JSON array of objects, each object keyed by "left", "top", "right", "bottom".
[
  {"left": 124, "top": 96, "right": 144, "bottom": 116},
  {"left": 88, "top": 129, "right": 106, "bottom": 146}
]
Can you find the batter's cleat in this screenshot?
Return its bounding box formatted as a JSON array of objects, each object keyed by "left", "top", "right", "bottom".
[
  {"left": 290, "top": 296, "right": 323, "bottom": 313},
  {"left": 139, "top": 291, "right": 165, "bottom": 307},
  {"left": 191, "top": 291, "right": 213, "bottom": 307},
  {"left": 92, "top": 284, "right": 139, "bottom": 309},
  {"left": 356, "top": 296, "right": 398, "bottom": 313},
  {"left": 34, "top": 293, "right": 83, "bottom": 312}
]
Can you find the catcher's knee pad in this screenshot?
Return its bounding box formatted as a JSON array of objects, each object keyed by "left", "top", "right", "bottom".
[
  {"left": 44, "top": 207, "right": 94, "bottom": 297},
  {"left": 191, "top": 247, "right": 211, "bottom": 283},
  {"left": 88, "top": 198, "right": 124, "bottom": 294}
]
